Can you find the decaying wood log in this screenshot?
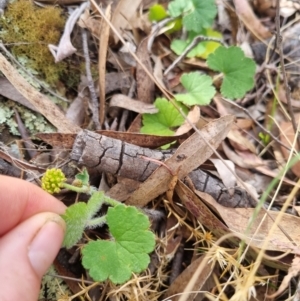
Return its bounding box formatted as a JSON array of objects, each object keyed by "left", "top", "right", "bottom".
[
  {"left": 71, "top": 130, "right": 173, "bottom": 182},
  {"left": 186, "top": 168, "right": 256, "bottom": 208},
  {"left": 70, "top": 128, "right": 257, "bottom": 208}
]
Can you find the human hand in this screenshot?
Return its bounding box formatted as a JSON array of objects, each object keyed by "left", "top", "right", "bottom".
[{"left": 0, "top": 175, "right": 66, "bottom": 301}]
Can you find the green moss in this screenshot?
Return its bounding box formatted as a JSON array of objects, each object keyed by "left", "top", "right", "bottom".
[{"left": 0, "top": 0, "right": 66, "bottom": 85}]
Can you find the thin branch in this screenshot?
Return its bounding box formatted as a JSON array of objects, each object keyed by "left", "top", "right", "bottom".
[
  {"left": 81, "top": 28, "right": 101, "bottom": 130},
  {"left": 164, "top": 35, "right": 226, "bottom": 76}
]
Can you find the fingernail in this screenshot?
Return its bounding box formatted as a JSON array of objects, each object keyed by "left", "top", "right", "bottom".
[{"left": 28, "top": 217, "right": 65, "bottom": 277}]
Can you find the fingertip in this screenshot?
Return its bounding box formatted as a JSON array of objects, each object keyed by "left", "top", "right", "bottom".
[
  {"left": 0, "top": 212, "right": 65, "bottom": 300},
  {"left": 28, "top": 215, "right": 65, "bottom": 277},
  {"left": 0, "top": 175, "right": 66, "bottom": 235}
]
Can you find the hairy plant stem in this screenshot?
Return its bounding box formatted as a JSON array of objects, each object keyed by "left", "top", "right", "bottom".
[
  {"left": 87, "top": 216, "right": 107, "bottom": 228},
  {"left": 62, "top": 182, "right": 92, "bottom": 194}
]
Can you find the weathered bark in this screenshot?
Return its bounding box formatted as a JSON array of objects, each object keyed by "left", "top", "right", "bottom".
[
  {"left": 71, "top": 130, "right": 173, "bottom": 182},
  {"left": 186, "top": 168, "right": 256, "bottom": 207},
  {"left": 71, "top": 129, "right": 256, "bottom": 208}
]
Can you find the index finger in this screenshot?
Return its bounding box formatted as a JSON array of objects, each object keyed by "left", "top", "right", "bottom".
[{"left": 0, "top": 175, "right": 66, "bottom": 236}]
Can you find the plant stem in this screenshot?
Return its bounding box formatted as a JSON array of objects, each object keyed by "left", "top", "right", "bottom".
[
  {"left": 87, "top": 215, "right": 107, "bottom": 228},
  {"left": 103, "top": 196, "right": 121, "bottom": 207},
  {"left": 62, "top": 183, "right": 91, "bottom": 194}
]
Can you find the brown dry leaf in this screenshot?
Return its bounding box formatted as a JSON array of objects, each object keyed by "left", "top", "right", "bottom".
[
  {"left": 280, "top": 121, "right": 300, "bottom": 177},
  {"left": 164, "top": 255, "right": 217, "bottom": 301},
  {"left": 166, "top": 173, "right": 178, "bottom": 203},
  {"left": 99, "top": 4, "right": 111, "bottom": 125},
  {"left": 0, "top": 53, "right": 79, "bottom": 133},
  {"left": 255, "top": 165, "right": 300, "bottom": 188},
  {"left": 0, "top": 78, "right": 38, "bottom": 112},
  {"left": 152, "top": 55, "right": 166, "bottom": 90},
  {"left": 126, "top": 115, "right": 235, "bottom": 206},
  {"left": 111, "top": 0, "right": 143, "bottom": 44},
  {"left": 233, "top": 0, "right": 272, "bottom": 39},
  {"left": 36, "top": 133, "right": 77, "bottom": 149},
  {"left": 175, "top": 181, "right": 233, "bottom": 241},
  {"left": 37, "top": 131, "right": 189, "bottom": 149},
  {"left": 97, "top": 131, "right": 190, "bottom": 148},
  {"left": 235, "top": 118, "right": 254, "bottom": 130},
  {"left": 198, "top": 190, "right": 300, "bottom": 252},
  {"left": 66, "top": 93, "right": 86, "bottom": 127},
  {"left": 136, "top": 37, "right": 155, "bottom": 104},
  {"left": 107, "top": 178, "right": 140, "bottom": 202},
  {"left": 222, "top": 141, "right": 265, "bottom": 169},
  {"left": 164, "top": 215, "right": 182, "bottom": 260},
  {"left": 228, "top": 129, "right": 256, "bottom": 153},
  {"left": 0, "top": 149, "right": 45, "bottom": 171},
  {"left": 175, "top": 106, "right": 201, "bottom": 136},
  {"left": 78, "top": 7, "right": 101, "bottom": 37},
  {"left": 130, "top": 10, "right": 152, "bottom": 33},
  {"left": 109, "top": 94, "right": 158, "bottom": 114}
]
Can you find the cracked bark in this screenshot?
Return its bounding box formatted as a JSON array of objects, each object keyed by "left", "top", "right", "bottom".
[{"left": 71, "top": 129, "right": 256, "bottom": 208}]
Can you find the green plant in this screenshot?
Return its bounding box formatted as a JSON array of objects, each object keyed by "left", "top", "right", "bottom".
[
  {"left": 141, "top": 98, "right": 188, "bottom": 136},
  {"left": 142, "top": 0, "right": 256, "bottom": 138},
  {"left": 41, "top": 168, "right": 156, "bottom": 284}
]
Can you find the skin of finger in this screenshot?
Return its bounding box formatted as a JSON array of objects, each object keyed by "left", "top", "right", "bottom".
[
  {"left": 0, "top": 175, "right": 66, "bottom": 236},
  {"left": 0, "top": 212, "right": 65, "bottom": 301}
]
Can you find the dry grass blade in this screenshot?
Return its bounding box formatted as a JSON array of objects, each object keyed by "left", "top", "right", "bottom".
[{"left": 98, "top": 4, "right": 111, "bottom": 125}]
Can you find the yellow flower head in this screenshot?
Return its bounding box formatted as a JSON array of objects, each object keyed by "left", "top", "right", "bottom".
[{"left": 41, "top": 168, "right": 66, "bottom": 194}]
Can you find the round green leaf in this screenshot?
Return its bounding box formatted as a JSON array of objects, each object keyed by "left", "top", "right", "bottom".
[
  {"left": 207, "top": 46, "right": 256, "bottom": 99},
  {"left": 82, "top": 205, "right": 156, "bottom": 284},
  {"left": 175, "top": 72, "right": 215, "bottom": 106}
]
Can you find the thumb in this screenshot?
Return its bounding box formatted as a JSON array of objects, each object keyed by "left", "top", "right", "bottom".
[{"left": 0, "top": 212, "right": 65, "bottom": 301}]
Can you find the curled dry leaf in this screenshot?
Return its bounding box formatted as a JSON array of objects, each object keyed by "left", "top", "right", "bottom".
[
  {"left": 109, "top": 94, "right": 158, "bottom": 114},
  {"left": 175, "top": 105, "right": 200, "bottom": 136}
]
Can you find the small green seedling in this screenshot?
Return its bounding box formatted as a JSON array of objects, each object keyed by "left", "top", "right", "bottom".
[
  {"left": 141, "top": 97, "right": 188, "bottom": 136},
  {"left": 142, "top": 0, "right": 257, "bottom": 139},
  {"left": 41, "top": 168, "right": 156, "bottom": 284}
]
